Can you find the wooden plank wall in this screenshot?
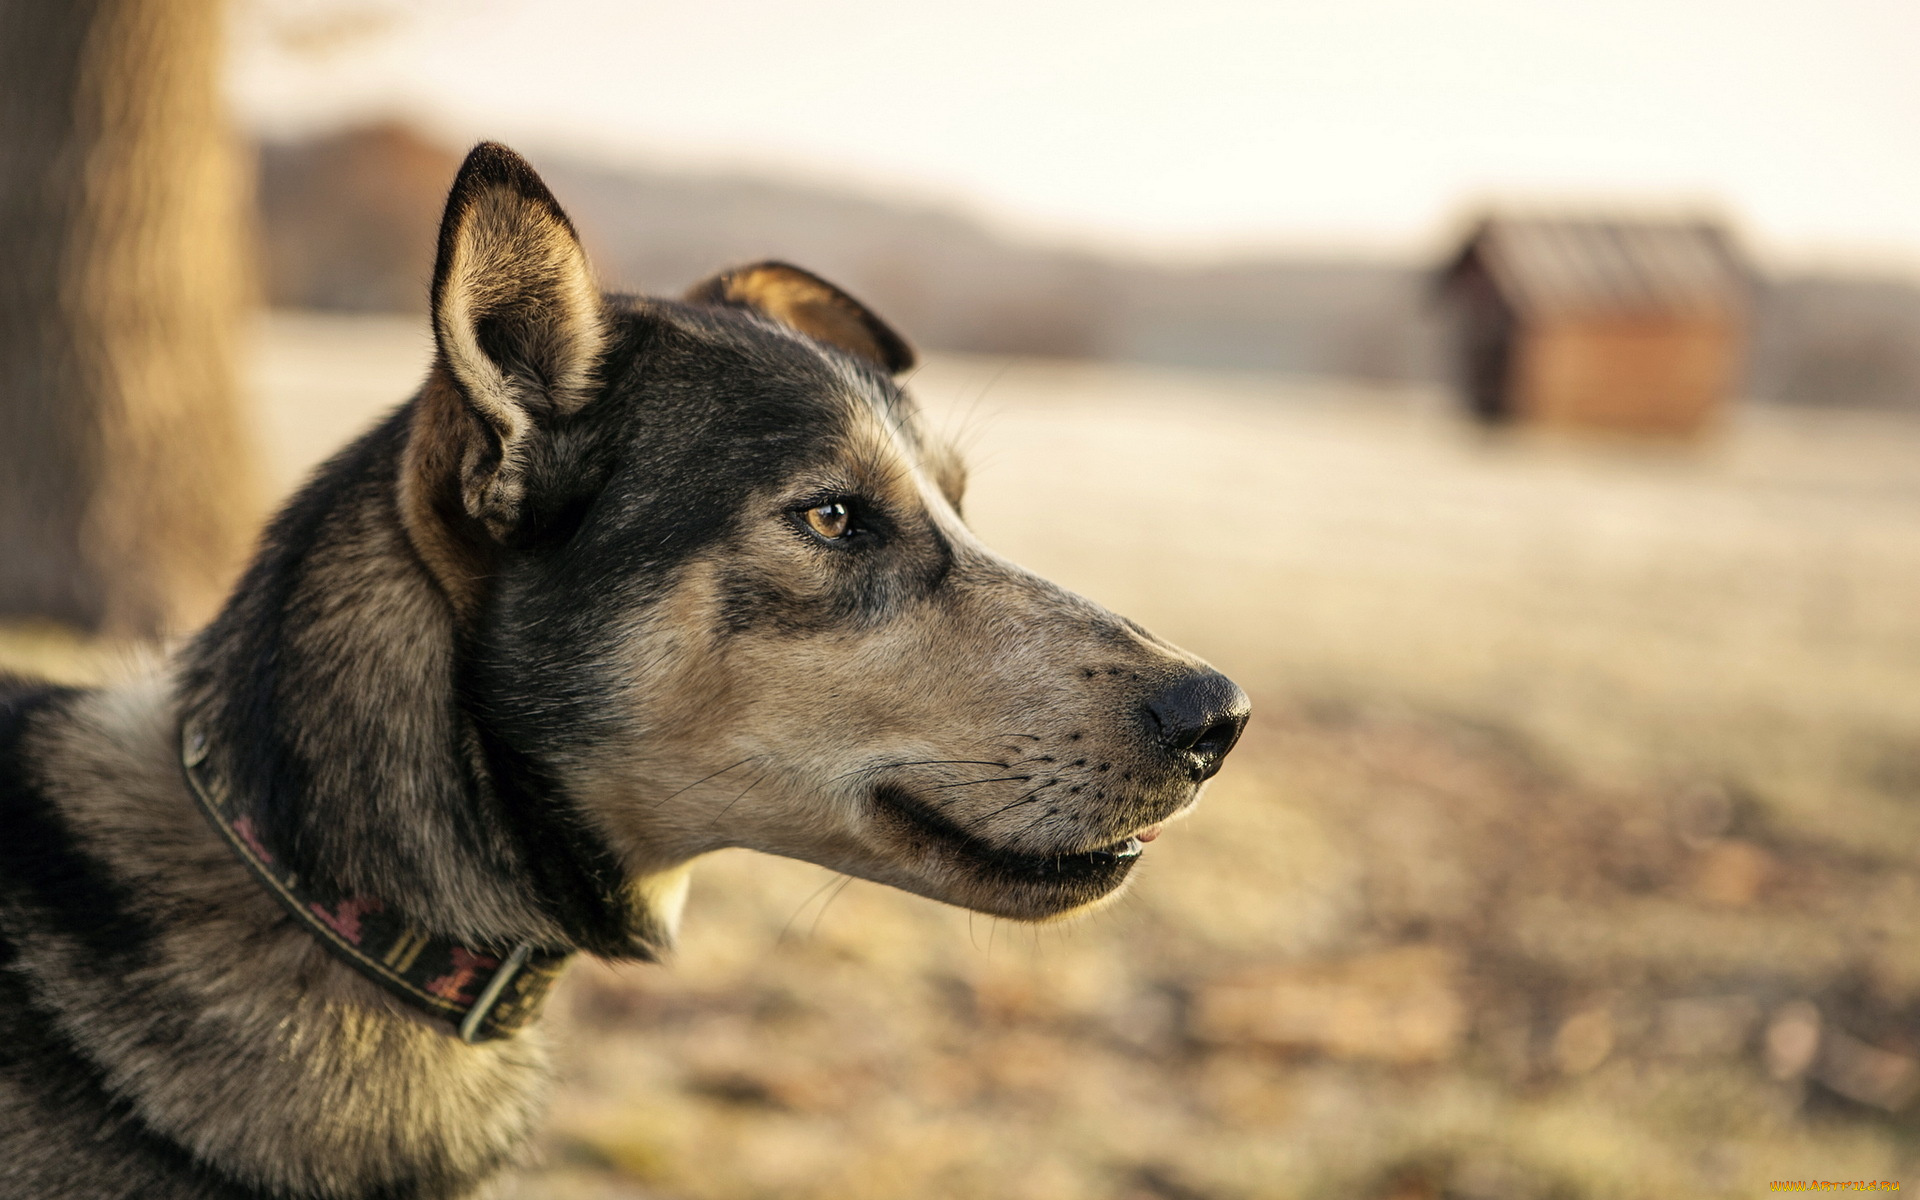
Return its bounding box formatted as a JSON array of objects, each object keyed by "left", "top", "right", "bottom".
[{"left": 1511, "top": 318, "right": 1742, "bottom": 435}]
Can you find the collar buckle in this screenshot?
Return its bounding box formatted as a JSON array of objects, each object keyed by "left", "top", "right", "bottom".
[
  {"left": 458, "top": 943, "right": 536, "bottom": 1043},
  {"left": 179, "top": 712, "right": 571, "bottom": 1043}
]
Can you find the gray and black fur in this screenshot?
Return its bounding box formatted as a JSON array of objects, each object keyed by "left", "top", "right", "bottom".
[{"left": 0, "top": 144, "right": 1248, "bottom": 1198}]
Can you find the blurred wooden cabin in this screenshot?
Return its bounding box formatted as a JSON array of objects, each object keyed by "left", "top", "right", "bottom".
[{"left": 1437, "top": 215, "right": 1751, "bottom": 435}]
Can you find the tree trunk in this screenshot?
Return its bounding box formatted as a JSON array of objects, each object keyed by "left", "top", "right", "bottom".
[{"left": 0, "top": 0, "right": 256, "bottom": 637}]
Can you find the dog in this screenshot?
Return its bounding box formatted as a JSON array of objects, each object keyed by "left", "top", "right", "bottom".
[{"left": 0, "top": 143, "right": 1248, "bottom": 1199}]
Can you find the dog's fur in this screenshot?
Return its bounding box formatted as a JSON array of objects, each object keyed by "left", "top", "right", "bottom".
[{"left": 0, "top": 144, "right": 1247, "bottom": 1199}]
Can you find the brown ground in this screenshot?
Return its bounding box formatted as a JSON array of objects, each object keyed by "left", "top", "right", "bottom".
[{"left": 7, "top": 313, "right": 1918, "bottom": 1198}]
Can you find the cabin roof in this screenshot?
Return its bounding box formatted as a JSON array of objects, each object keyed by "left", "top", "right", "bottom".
[{"left": 1441, "top": 215, "right": 1751, "bottom": 320}]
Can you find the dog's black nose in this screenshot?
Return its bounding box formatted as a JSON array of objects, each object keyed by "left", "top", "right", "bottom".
[{"left": 1145, "top": 670, "right": 1250, "bottom": 781}]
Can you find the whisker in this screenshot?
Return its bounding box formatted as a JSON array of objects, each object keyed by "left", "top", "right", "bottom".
[
  {"left": 705, "top": 772, "right": 768, "bottom": 830},
  {"left": 654, "top": 756, "right": 762, "bottom": 806},
  {"left": 777, "top": 873, "right": 850, "bottom": 944},
  {"left": 1011, "top": 806, "right": 1070, "bottom": 842},
  {"left": 974, "top": 781, "right": 1059, "bottom": 824},
  {"left": 832, "top": 758, "right": 1008, "bottom": 783},
  {"left": 939, "top": 357, "right": 1013, "bottom": 463},
  {"left": 921, "top": 774, "right": 1032, "bottom": 792},
  {"left": 806, "top": 875, "right": 857, "bottom": 940}
]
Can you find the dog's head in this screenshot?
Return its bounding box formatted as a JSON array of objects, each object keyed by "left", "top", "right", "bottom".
[{"left": 402, "top": 144, "right": 1247, "bottom": 932}]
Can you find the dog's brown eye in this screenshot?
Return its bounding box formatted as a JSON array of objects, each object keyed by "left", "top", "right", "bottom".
[{"left": 804, "top": 501, "right": 851, "bottom": 540}]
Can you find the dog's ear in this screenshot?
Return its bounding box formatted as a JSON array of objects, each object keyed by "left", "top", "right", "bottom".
[
  {"left": 685, "top": 261, "right": 915, "bottom": 374},
  {"left": 428, "top": 142, "right": 606, "bottom": 538}
]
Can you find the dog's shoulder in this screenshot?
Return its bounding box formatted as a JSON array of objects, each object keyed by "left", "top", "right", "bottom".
[
  {"left": 0, "top": 964, "right": 267, "bottom": 1200},
  {"left": 0, "top": 677, "right": 270, "bottom": 1198}
]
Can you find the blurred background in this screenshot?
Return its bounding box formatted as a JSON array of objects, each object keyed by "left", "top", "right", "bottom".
[{"left": 3, "top": 0, "right": 1919, "bottom": 1195}]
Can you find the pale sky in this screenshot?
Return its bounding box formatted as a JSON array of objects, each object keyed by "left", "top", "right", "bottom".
[{"left": 230, "top": 0, "right": 1920, "bottom": 269}]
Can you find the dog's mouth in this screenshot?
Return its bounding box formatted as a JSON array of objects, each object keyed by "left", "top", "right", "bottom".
[{"left": 869, "top": 782, "right": 1151, "bottom": 894}]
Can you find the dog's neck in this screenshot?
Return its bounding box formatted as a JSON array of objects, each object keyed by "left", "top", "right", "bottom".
[
  {"left": 19, "top": 674, "right": 562, "bottom": 1198},
  {"left": 175, "top": 705, "right": 572, "bottom": 1041},
  {"left": 177, "top": 403, "right": 662, "bottom": 967}
]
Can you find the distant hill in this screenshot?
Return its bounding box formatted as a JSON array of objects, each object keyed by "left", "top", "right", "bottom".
[
  {"left": 1750, "top": 274, "right": 1920, "bottom": 410},
  {"left": 537, "top": 156, "right": 1113, "bottom": 358},
  {"left": 258, "top": 123, "right": 453, "bottom": 314},
  {"left": 258, "top": 123, "right": 1920, "bottom": 409},
  {"left": 256, "top": 123, "right": 1445, "bottom": 379},
  {"left": 259, "top": 123, "right": 1113, "bottom": 356}
]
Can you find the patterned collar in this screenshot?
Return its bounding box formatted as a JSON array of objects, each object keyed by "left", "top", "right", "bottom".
[{"left": 178, "top": 713, "right": 572, "bottom": 1043}]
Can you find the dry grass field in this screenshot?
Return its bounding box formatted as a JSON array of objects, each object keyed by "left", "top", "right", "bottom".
[{"left": 7, "top": 312, "right": 1919, "bottom": 1198}]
